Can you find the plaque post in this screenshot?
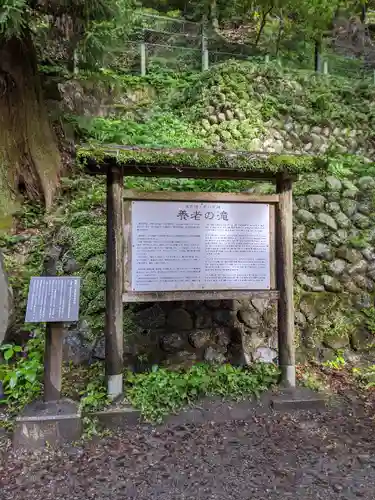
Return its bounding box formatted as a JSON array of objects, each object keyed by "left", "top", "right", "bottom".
[
  {"left": 105, "top": 164, "right": 124, "bottom": 399},
  {"left": 276, "top": 174, "right": 295, "bottom": 387},
  {"left": 44, "top": 322, "right": 64, "bottom": 401}
]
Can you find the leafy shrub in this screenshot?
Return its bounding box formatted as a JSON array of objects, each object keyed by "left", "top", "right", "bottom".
[
  {"left": 126, "top": 362, "right": 279, "bottom": 422},
  {"left": 0, "top": 329, "right": 44, "bottom": 414}
]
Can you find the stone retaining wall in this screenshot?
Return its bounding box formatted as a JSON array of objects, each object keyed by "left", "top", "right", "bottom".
[{"left": 60, "top": 172, "right": 375, "bottom": 369}]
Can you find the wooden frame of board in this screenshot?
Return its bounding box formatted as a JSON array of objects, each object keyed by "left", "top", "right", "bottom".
[
  {"left": 86, "top": 148, "right": 296, "bottom": 398},
  {"left": 123, "top": 190, "right": 277, "bottom": 302}
]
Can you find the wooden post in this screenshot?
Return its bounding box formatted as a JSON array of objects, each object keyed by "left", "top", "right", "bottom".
[
  {"left": 44, "top": 323, "right": 64, "bottom": 401},
  {"left": 140, "top": 42, "right": 146, "bottom": 76},
  {"left": 323, "top": 60, "right": 328, "bottom": 75},
  {"left": 276, "top": 175, "right": 295, "bottom": 388},
  {"left": 42, "top": 245, "right": 64, "bottom": 402},
  {"left": 105, "top": 164, "right": 124, "bottom": 399},
  {"left": 201, "top": 28, "right": 209, "bottom": 71}
]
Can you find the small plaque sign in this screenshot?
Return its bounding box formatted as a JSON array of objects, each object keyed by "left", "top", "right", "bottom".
[{"left": 25, "top": 277, "right": 81, "bottom": 323}]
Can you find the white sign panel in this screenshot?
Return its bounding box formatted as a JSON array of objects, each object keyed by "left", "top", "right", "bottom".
[{"left": 131, "top": 201, "right": 270, "bottom": 292}]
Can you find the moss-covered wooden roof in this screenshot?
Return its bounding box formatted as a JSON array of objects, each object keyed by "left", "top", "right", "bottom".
[{"left": 78, "top": 145, "right": 328, "bottom": 180}]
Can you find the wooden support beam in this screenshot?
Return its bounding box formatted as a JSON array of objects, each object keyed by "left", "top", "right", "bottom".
[
  {"left": 42, "top": 246, "right": 64, "bottom": 402},
  {"left": 44, "top": 323, "right": 64, "bottom": 402},
  {"left": 105, "top": 165, "right": 124, "bottom": 399},
  {"left": 276, "top": 175, "right": 295, "bottom": 387}
]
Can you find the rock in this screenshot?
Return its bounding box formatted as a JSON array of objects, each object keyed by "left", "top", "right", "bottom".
[
  {"left": 342, "top": 188, "right": 359, "bottom": 199},
  {"left": 189, "top": 330, "right": 212, "bottom": 349},
  {"left": 249, "top": 138, "right": 261, "bottom": 150},
  {"left": 167, "top": 308, "right": 193, "bottom": 330},
  {"left": 337, "top": 229, "right": 349, "bottom": 242},
  {"left": 319, "top": 348, "right": 337, "bottom": 363},
  {"left": 362, "top": 248, "right": 375, "bottom": 261},
  {"left": 326, "top": 176, "right": 342, "bottom": 192},
  {"left": 284, "top": 122, "right": 294, "bottom": 133},
  {"left": 317, "top": 213, "right": 338, "bottom": 231},
  {"left": 212, "top": 309, "right": 235, "bottom": 326},
  {"left": 307, "top": 228, "right": 325, "bottom": 242},
  {"left": 163, "top": 351, "right": 198, "bottom": 370},
  {"left": 310, "top": 133, "right": 323, "bottom": 147},
  {"left": 358, "top": 203, "right": 371, "bottom": 217},
  {"left": 63, "top": 322, "right": 93, "bottom": 365},
  {"left": 297, "top": 274, "right": 324, "bottom": 292},
  {"left": 340, "top": 199, "right": 357, "bottom": 217},
  {"left": 295, "top": 311, "right": 307, "bottom": 327},
  {"left": 253, "top": 346, "right": 278, "bottom": 363},
  {"left": 216, "top": 327, "right": 232, "bottom": 347},
  {"left": 321, "top": 275, "right": 342, "bottom": 292},
  {"left": 92, "top": 336, "right": 105, "bottom": 360},
  {"left": 63, "top": 258, "right": 81, "bottom": 273},
  {"left": 357, "top": 176, "right": 375, "bottom": 190},
  {"left": 204, "top": 346, "right": 226, "bottom": 364},
  {"left": 327, "top": 191, "right": 341, "bottom": 202},
  {"left": 326, "top": 202, "right": 341, "bottom": 214},
  {"left": 348, "top": 260, "right": 368, "bottom": 275},
  {"left": 351, "top": 328, "right": 373, "bottom": 351},
  {"left": 296, "top": 209, "right": 315, "bottom": 223},
  {"left": 251, "top": 298, "right": 268, "bottom": 316},
  {"left": 160, "top": 333, "right": 186, "bottom": 353},
  {"left": 135, "top": 304, "right": 166, "bottom": 329},
  {"left": 195, "top": 309, "right": 212, "bottom": 329},
  {"left": 314, "top": 243, "right": 333, "bottom": 261},
  {"left": 323, "top": 127, "right": 330, "bottom": 137},
  {"left": 352, "top": 213, "right": 370, "bottom": 229},
  {"left": 337, "top": 247, "right": 362, "bottom": 263},
  {"left": 273, "top": 140, "right": 284, "bottom": 153},
  {"left": 303, "top": 256, "right": 322, "bottom": 273},
  {"left": 307, "top": 194, "right": 326, "bottom": 212},
  {"left": 323, "top": 334, "right": 349, "bottom": 350},
  {"left": 311, "top": 126, "right": 322, "bottom": 135},
  {"left": 238, "top": 309, "right": 260, "bottom": 329},
  {"left": 335, "top": 212, "right": 351, "bottom": 228},
  {"left": 343, "top": 280, "right": 361, "bottom": 294},
  {"left": 329, "top": 259, "right": 347, "bottom": 276},
  {"left": 354, "top": 293, "right": 371, "bottom": 309},
  {"left": 353, "top": 275, "right": 368, "bottom": 289},
  {"left": 293, "top": 225, "right": 306, "bottom": 243},
  {"left": 299, "top": 300, "right": 317, "bottom": 322},
  {"left": 295, "top": 197, "right": 307, "bottom": 209},
  {"left": 0, "top": 252, "right": 12, "bottom": 345},
  {"left": 367, "top": 263, "right": 375, "bottom": 280}
]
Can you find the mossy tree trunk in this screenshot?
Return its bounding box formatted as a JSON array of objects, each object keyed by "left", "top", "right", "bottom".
[{"left": 0, "top": 31, "right": 62, "bottom": 212}]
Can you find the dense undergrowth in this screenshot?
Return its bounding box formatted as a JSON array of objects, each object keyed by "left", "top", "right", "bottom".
[{"left": 68, "top": 62, "right": 375, "bottom": 154}]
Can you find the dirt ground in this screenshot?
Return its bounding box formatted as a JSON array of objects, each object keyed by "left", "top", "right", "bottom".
[{"left": 1, "top": 393, "right": 375, "bottom": 500}]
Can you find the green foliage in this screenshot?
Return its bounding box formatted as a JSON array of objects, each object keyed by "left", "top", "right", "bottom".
[
  {"left": 352, "top": 365, "right": 375, "bottom": 389},
  {"left": 0, "top": 0, "right": 27, "bottom": 38},
  {"left": 322, "top": 352, "right": 346, "bottom": 370},
  {"left": 126, "top": 362, "right": 279, "bottom": 422},
  {"left": 362, "top": 307, "right": 375, "bottom": 335},
  {"left": 72, "top": 112, "right": 204, "bottom": 148},
  {"left": 79, "top": 363, "right": 109, "bottom": 412},
  {"left": 299, "top": 370, "right": 327, "bottom": 392},
  {"left": 0, "top": 329, "right": 44, "bottom": 414}
]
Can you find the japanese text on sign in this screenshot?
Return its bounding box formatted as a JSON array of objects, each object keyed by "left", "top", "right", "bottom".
[
  {"left": 130, "top": 201, "right": 270, "bottom": 292},
  {"left": 25, "top": 277, "right": 81, "bottom": 323}
]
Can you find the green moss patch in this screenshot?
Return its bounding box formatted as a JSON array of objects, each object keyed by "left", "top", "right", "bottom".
[{"left": 78, "top": 145, "right": 328, "bottom": 175}]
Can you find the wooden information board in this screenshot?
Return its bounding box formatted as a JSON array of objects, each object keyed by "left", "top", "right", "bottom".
[{"left": 123, "top": 191, "right": 277, "bottom": 302}]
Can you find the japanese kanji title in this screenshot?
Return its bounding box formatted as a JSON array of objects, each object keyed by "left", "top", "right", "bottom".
[{"left": 177, "top": 209, "right": 229, "bottom": 221}]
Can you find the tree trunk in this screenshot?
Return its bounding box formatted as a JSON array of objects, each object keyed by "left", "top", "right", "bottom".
[{"left": 0, "top": 31, "right": 62, "bottom": 211}]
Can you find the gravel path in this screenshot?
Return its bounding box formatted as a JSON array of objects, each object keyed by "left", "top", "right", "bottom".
[{"left": 1, "top": 398, "right": 375, "bottom": 500}]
